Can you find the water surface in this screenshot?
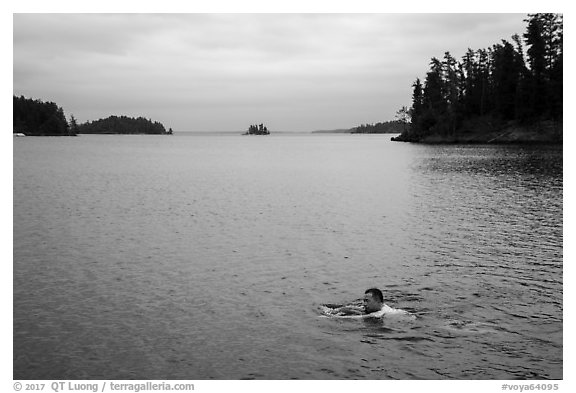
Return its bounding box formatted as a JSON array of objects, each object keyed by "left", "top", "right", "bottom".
[{"left": 13, "top": 134, "right": 562, "bottom": 379}]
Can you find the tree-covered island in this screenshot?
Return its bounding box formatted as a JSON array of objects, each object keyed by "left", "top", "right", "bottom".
[
  {"left": 392, "top": 13, "right": 562, "bottom": 144},
  {"left": 13, "top": 95, "right": 75, "bottom": 136},
  {"left": 78, "top": 115, "right": 170, "bottom": 135},
  {"left": 244, "top": 124, "right": 270, "bottom": 135},
  {"left": 13, "top": 95, "right": 172, "bottom": 136}
]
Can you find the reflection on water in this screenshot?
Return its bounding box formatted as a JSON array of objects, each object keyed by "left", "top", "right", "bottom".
[{"left": 13, "top": 135, "right": 562, "bottom": 379}]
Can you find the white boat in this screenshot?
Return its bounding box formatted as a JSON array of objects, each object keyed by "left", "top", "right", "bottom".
[{"left": 13, "top": 133, "right": 26, "bottom": 137}]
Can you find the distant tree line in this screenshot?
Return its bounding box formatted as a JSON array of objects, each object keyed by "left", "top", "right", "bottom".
[
  {"left": 245, "top": 123, "right": 270, "bottom": 135},
  {"left": 397, "top": 13, "right": 562, "bottom": 142},
  {"left": 351, "top": 120, "right": 406, "bottom": 134},
  {"left": 13, "top": 95, "right": 171, "bottom": 136},
  {"left": 78, "top": 115, "right": 169, "bottom": 135},
  {"left": 13, "top": 95, "right": 74, "bottom": 136}
]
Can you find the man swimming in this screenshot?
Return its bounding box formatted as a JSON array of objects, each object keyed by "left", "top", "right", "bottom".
[
  {"left": 363, "top": 288, "right": 385, "bottom": 313},
  {"left": 335, "top": 288, "right": 385, "bottom": 315},
  {"left": 329, "top": 288, "right": 410, "bottom": 317}
]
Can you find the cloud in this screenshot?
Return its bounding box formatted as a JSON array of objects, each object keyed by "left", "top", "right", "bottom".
[{"left": 13, "top": 13, "right": 527, "bottom": 131}]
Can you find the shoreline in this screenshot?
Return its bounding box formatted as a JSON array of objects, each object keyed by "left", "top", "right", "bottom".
[{"left": 392, "top": 120, "right": 562, "bottom": 145}]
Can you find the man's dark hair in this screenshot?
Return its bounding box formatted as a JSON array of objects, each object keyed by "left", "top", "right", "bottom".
[{"left": 365, "top": 288, "right": 383, "bottom": 303}]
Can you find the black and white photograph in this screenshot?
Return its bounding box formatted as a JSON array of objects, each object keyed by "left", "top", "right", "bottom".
[{"left": 10, "top": 2, "right": 566, "bottom": 388}]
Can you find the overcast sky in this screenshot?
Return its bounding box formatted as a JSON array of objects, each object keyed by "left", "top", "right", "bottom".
[{"left": 13, "top": 13, "right": 529, "bottom": 132}]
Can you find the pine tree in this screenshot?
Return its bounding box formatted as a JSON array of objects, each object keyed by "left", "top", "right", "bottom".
[
  {"left": 524, "top": 14, "right": 547, "bottom": 117},
  {"left": 491, "top": 40, "right": 525, "bottom": 120},
  {"left": 443, "top": 51, "right": 460, "bottom": 135},
  {"left": 409, "top": 78, "right": 424, "bottom": 135},
  {"left": 69, "top": 115, "right": 79, "bottom": 136}
]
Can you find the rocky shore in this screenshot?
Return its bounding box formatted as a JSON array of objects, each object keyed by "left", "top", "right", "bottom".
[{"left": 392, "top": 119, "right": 562, "bottom": 144}]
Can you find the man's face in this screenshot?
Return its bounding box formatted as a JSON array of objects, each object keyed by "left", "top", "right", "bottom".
[{"left": 363, "top": 293, "right": 381, "bottom": 313}]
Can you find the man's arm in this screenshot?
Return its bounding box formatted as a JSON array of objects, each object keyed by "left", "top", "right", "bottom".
[{"left": 335, "top": 306, "right": 364, "bottom": 316}]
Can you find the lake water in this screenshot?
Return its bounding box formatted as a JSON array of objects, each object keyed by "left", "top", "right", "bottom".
[{"left": 13, "top": 133, "right": 563, "bottom": 380}]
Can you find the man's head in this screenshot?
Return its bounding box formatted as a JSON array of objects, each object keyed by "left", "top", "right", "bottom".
[{"left": 363, "top": 288, "right": 384, "bottom": 313}]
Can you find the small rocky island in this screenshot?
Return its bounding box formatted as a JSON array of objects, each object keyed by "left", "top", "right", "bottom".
[{"left": 244, "top": 123, "right": 270, "bottom": 135}]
